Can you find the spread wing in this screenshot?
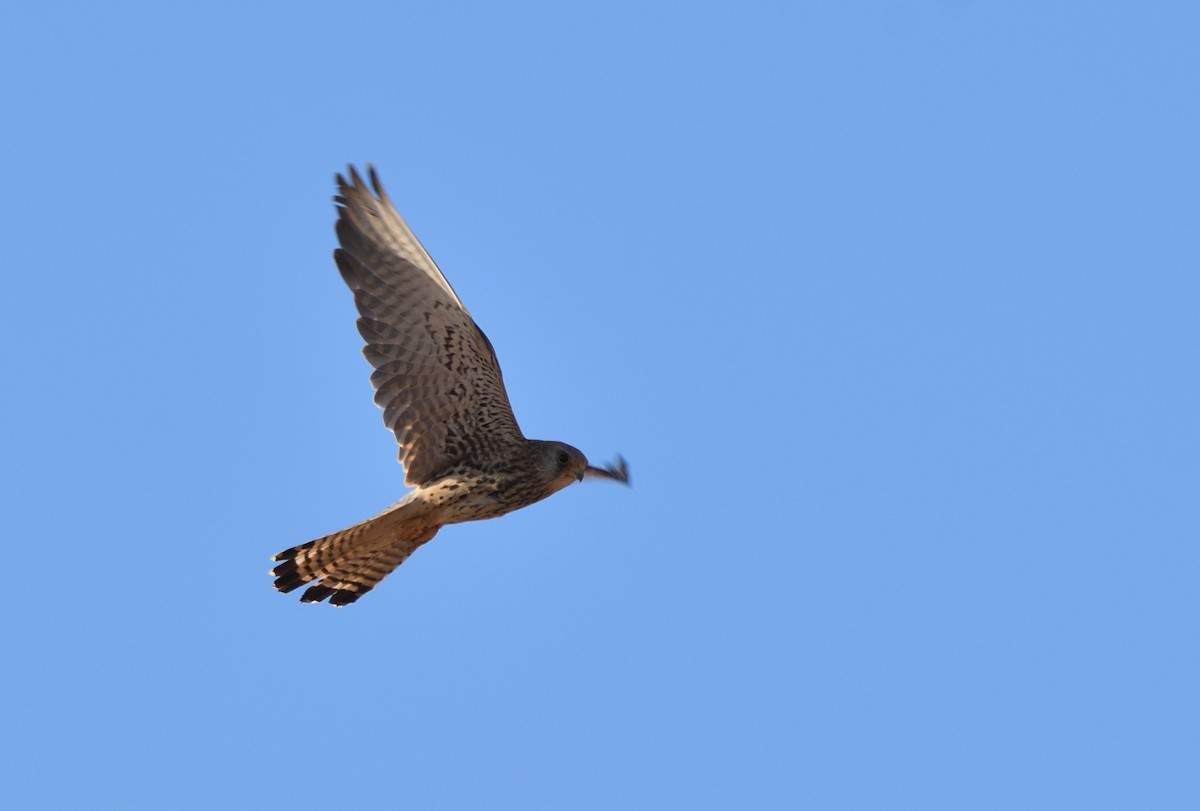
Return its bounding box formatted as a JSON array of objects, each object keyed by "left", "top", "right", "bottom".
[{"left": 333, "top": 165, "right": 524, "bottom": 486}]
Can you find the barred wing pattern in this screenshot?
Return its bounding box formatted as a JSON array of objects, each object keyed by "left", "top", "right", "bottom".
[
  {"left": 272, "top": 166, "right": 628, "bottom": 606},
  {"left": 334, "top": 166, "right": 525, "bottom": 485}
]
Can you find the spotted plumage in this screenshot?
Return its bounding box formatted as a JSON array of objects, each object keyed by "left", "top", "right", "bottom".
[{"left": 271, "top": 166, "right": 628, "bottom": 606}]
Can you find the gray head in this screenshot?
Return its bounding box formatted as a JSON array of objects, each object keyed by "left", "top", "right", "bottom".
[{"left": 531, "top": 440, "right": 630, "bottom": 495}]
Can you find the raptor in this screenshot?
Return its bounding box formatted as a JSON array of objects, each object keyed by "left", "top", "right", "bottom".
[{"left": 271, "top": 166, "right": 628, "bottom": 605}]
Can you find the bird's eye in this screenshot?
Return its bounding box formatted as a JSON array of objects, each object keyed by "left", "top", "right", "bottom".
[{"left": 557, "top": 451, "right": 569, "bottom": 466}]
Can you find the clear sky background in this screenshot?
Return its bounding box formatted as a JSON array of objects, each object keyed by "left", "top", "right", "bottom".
[{"left": 3, "top": 2, "right": 1198, "bottom": 808}]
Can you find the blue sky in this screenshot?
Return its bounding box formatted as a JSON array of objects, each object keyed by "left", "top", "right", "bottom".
[{"left": 3, "top": 1, "right": 1198, "bottom": 808}]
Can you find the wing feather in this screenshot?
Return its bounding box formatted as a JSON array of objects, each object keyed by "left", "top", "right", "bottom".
[{"left": 333, "top": 165, "right": 524, "bottom": 485}]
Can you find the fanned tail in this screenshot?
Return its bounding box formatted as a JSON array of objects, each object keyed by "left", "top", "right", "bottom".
[{"left": 271, "top": 502, "right": 438, "bottom": 606}]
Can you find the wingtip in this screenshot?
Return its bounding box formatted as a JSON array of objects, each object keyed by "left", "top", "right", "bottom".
[
  {"left": 367, "top": 164, "right": 391, "bottom": 204},
  {"left": 335, "top": 163, "right": 389, "bottom": 204}
]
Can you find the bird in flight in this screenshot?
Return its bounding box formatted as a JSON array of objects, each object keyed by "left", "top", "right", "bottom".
[{"left": 272, "top": 166, "right": 628, "bottom": 605}]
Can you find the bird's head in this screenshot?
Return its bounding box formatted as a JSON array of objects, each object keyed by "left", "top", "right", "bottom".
[
  {"left": 535, "top": 441, "right": 590, "bottom": 493},
  {"left": 533, "top": 440, "right": 630, "bottom": 493}
]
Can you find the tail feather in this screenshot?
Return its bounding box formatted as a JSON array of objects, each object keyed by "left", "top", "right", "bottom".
[{"left": 272, "top": 504, "right": 438, "bottom": 605}]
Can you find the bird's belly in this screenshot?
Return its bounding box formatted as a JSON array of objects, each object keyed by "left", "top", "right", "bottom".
[{"left": 419, "top": 475, "right": 543, "bottom": 525}]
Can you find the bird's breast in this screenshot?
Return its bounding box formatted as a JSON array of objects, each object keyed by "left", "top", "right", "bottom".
[{"left": 416, "top": 471, "right": 555, "bottom": 525}]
